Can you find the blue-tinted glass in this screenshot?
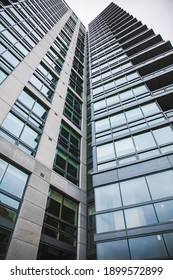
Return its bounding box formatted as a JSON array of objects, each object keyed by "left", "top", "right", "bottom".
[
  {"left": 0, "top": 164, "right": 28, "bottom": 198},
  {"left": 0, "top": 159, "right": 8, "bottom": 182},
  {"left": 115, "top": 137, "right": 135, "bottom": 157},
  {"left": 134, "top": 132, "right": 156, "bottom": 151},
  {"left": 20, "top": 125, "right": 39, "bottom": 149},
  {"left": 126, "top": 107, "right": 143, "bottom": 122},
  {"left": 155, "top": 200, "right": 173, "bottom": 223},
  {"left": 96, "top": 211, "right": 125, "bottom": 233},
  {"left": 129, "top": 235, "right": 168, "bottom": 259},
  {"left": 125, "top": 205, "right": 158, "bottom": 228},
  {"left": 0, "top": 70, "right": 7, "bottom": 83},
  {"left": 97, "top": 240, "right": 130, "bottom": 260},
  {"left": 120, "top": 177, "right": 150, "bottom": 206},
  {"left": 1, "top": 113, "right": 24, "bottom": 137},
  {"left": 2, "top": 51, "right": 20, "bottom": 67},
  {"left": 18, "top": 91, "right": 34, "bottom": 109},
  {"left": 95, "top": 118, "right": 110, "bottom": 133},
  {"left": 164, "top": 232, "right": 173, "bottom": 256},
  {"left": 97, "top": 143, "right": 115, "bottom": 162},
  {"left": 146, "top": 170, "right": 173, "bottom": 199},
  {"left": 0, "top": 193, "right": 19, "bottom": 209},
  {"left": 95, "top": 183, "right": 121, "bottom": 211},
  {"left": 153, "top": 126, "right": 173, "bottom": 145}
]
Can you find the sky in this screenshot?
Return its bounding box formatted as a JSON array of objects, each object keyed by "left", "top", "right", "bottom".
[{"left": 65, "top": 0, "right": 173, "bottom": 44}]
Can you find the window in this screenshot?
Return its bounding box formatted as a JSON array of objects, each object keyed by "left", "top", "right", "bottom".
[
  {"left": 115, "top": 137, "right": 135, "bottom": 157},
  {"left": 95, "top": 183, "right": 122, "bottom": 211},
  {"left": 29, "top": 63, "right": 58, "bottom": 100},
  {"left": 97, "top": 240, "right": 130, "bottom": 260},
  {"left": 95, "top": 118, "right": 110, "bottom": 133},
  {"left": 42, "top": 188, "right": 78, "bottom": 247},
  {"left": 97, "top": 143, "right": 115, "bottom": 162},
  {"left": 129, "top": 235, "right": 168, "bottom": 259},
  {"left": 0, "top": 89, "right": 47, "bottom": 155},
  {"left": 53, "top": 123, "right": 80, "bottom": 185},
  {"left": 124, "top": 205, "right": 157, "bottom": 228},
  {"left": 146, "top": 170, "right": 173, "bottom": 199},
  {"left": 37, "top": 243, "right": 75, "bottom": 260},
  {"left": 0, "top": 158, "right": 28, "bottom": 222},
  {"left": 63, "top": 90, "right": 82, "bottom": 128},
  {"left": 96, "top": 211, "right": 125, "bottom": 233},
  {"left": 134, "top": 132, "right": 155, "bottom": 151},
  {"left": 0, "top": 228, "right": 11, "bottom": 260},
  {"left": 154, "top": 200, "right": 173, "bottom": 223},
  {"left": 120, "top": 177, "right": 150, "bottom": 206},
  {"left": 153, "top": 126, "right": 173, "bottom": 145}
]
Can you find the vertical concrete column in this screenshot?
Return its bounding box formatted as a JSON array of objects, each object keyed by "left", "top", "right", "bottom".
[
  {"left": 6, "top": 167, "right": 50, "bottom": 260},
  {"left": 77, "top": 201, "right": 87, "bottom": 259}
]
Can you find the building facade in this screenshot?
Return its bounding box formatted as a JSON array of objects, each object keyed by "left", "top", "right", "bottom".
[
  {"left": 88, "top": 2, "right": 173, "bottom": 260},
  {"left": 0, "top": 0, "right": 173, "bottom": 260}
]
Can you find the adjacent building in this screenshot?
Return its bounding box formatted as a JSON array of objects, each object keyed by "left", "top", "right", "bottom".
[{"left": 0, "top": 0, "right": 173, "bottom": 260}]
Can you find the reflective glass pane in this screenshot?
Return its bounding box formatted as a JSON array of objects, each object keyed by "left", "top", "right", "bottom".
[
  {"left": 120, "top": 90, "right": 134, "bottom": 101},
  {"left": 133, "top": 85, "right": 147, "bottom": 95},
  {"left": 2, "top": 51, "right": 20, "bottom": 67},
  {"left": 153, "top": 126, "right": 173, "bottom": 145},
  {"left": 93, "top": 85, "right": 103, "bottom": 96},
  {"left": 129, "top": 235, "right": 168, "bottom": 259},
  {"left": 93, "top": 100, "right": 106, "bottom": 111},
  {"left": 125, "top": 205, "right": 157, "bottom": 228},
  {"left": 0, "top": 193, "right": 19, "bottom": 209},
  {"left": 142, "top": 102, "right": 160, "bottom": 116},
  {"left": 115, "top": 137, "right": 135, "bottom": 157},
  {"left": 110, "top": 113, "right": 126, "bottom": 127},
  {"left": 0, "top": 159, "right": 8, "bottom": 181},
  {"left": 20, "top": 126, "right": 39, "bottom": 149},
  {"left": 95, "top": 183, "right": 121, "bottom": 211},
  {"left": 146, "top": 170, "right": 173, "bottom": 199},
  {"left": 95, "top": 118, "right": 110, "bottom": 133},
  {"left": 155, "top": 200, "right": 173, "bottom": 223},
  {"left": 2, "top": 113, "right": 24, "bottom": 137},
  {"left": 97, "top": 240, "right": 130, "bottom": 260},
  {"left": 97, "top": 143, "right": 115, "bottom": 162},
  {"left": 164, "top": 232, "right": 173, "bottom": 256},
  {"left": 134, "top": 132, "right": 155, "bottom": 151},
  {"left": 33, "top": 103, "right": 47, "bottom": 119},
  {"left": 107, "top": 95, "right": 120, "bottom": 105},
  {"left": 18, "top": 91, "right": 34, "bottom": 109},
  {"left": 126, "top": 107, "right": 143, "bottom": 122},
  {"left": 0, "top": 164, "right": 28, "bottom": 198},
  {"left": 96, "top": 211, "right": 125, "bottom": 233},
  {"left": 30, "top": 75, "right": 42, "bottom": 90},
  {"left": 120, "top": 177, "right": 150, "bottom": 206},
  {"left": 0, "top": 70, "right": 7, "bottom": 83},
  {"left": 104, "top": 81, "right": 115, "bottom": 91}
]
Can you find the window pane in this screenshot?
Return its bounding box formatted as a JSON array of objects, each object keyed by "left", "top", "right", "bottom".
[
  {"left": 110, "top": 113, "right": 126, "bottom": 127},
  {"left": 146, "top": 170, "right": 173, "bottom": 199},
  {"left": 129, "top": 235, "right": 168, "bottom": 259},
  {"left": 1, "top": 164, "right": 28, "bottom": 198},
  {"left": 1, "top": 113, "right": 24, "bottom": 137},
  {"left": 97, "top": 143, "right": 115, "bottom": 162},
  {"left": 153, "top": 126, "right": 173, "bottom": 145},
  {"left": 30, "top": 75, "right": 42, "bottom": 90},
  {"left": 95, "top": 183, "right": 121, "bottom": 211},
  {"left": 18, "top": 91, "right": 34, "bottom": 109},
  {"left": 0, "top": 159, "right": 8, "bottom": 181},
  {"left": 0, "top": 193, "right": 19, "bottom": 209},
  {"left": 142, "top": 102, "right": 160, "bottom": 116},
  {"left": 95, "top": 118, "right": 110, "bottom": 133},
  {"left": 96, "top": 211, "right": 125, "bottom": 233},
  {"left": 97, "top": 240, "right": 130, "bottom": 260},
  {"left": 126, "top": 108, "right": 143, "bottom": 122},
  {"left": 120, "top": 177, "right": 150, "bottom": 206},
  {"left": 125, "top": 205, "right": 157, "bottom": 228},
  {"left": 2, "top": 51, "right": 20, "bottom": 67},
  {"left": 115, "top": 137, "right": 135, "bottom": 157},
  {"left": 20, "top": 126, "right": 39, "bottom": 149},
  {"left": 154, "top": 200, "right": 173, "bottom": 223},
  {"left": 134, "top": 132, "right": 155, "bottom": 151},
  {"left": 164, "top": 232, "right": 173, "bottom": 256},
  {"left": 107, "top": 95, "right": 120, "bottom": 106}
]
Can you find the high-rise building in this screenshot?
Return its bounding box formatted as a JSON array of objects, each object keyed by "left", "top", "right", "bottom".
[{"left": 0, "top": 1, "right": 173, "bottom": 260}]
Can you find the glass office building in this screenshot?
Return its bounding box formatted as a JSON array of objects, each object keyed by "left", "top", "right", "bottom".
[{"left": 0, "top": 1, "right": 173, "bottom": 260}]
